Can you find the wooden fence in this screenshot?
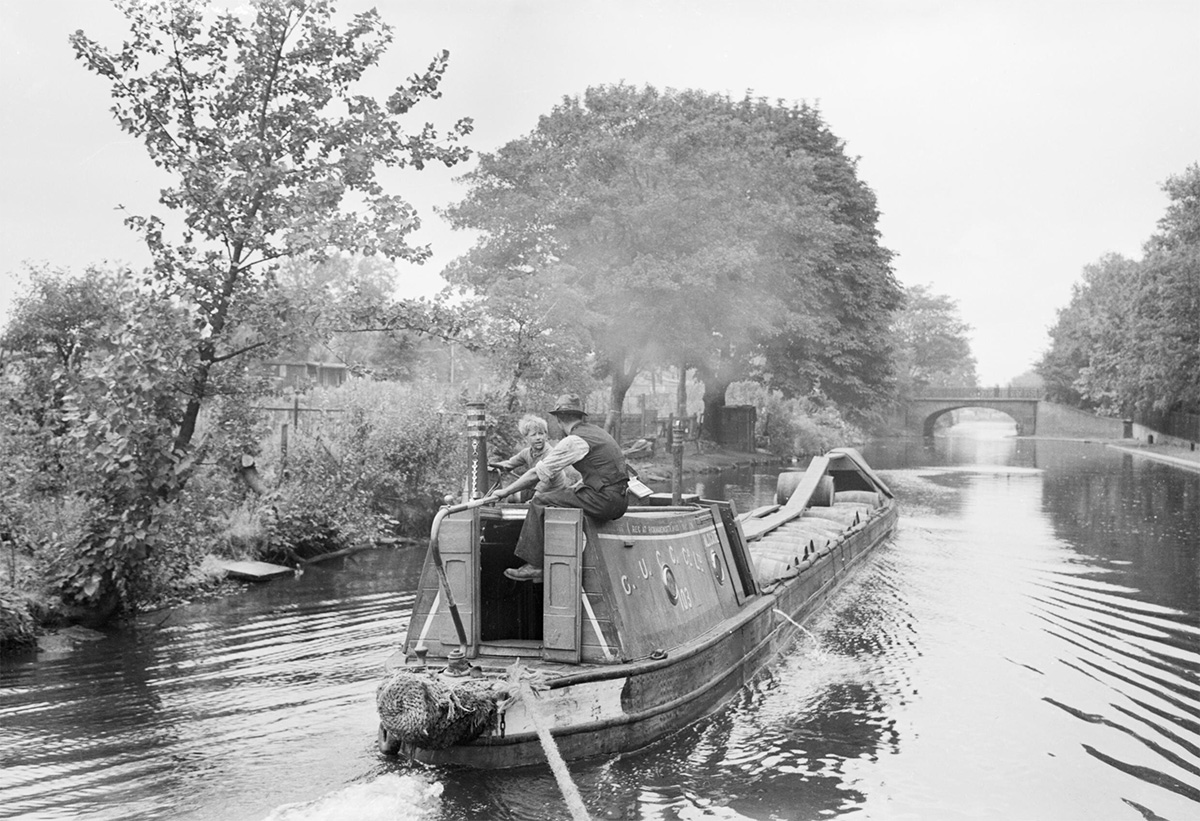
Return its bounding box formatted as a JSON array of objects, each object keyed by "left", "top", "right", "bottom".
[{"left": 252, "top": 399, "right": 345, "bottom": 464}]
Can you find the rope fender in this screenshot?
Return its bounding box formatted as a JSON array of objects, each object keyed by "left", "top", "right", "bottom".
[{"left": 376, "top": 670, "right": 514, "bottom": 749}]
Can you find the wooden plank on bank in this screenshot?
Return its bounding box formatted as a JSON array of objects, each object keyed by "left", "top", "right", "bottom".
[{"left": 216, "top": 559, "right": 293, "bottom": 581}]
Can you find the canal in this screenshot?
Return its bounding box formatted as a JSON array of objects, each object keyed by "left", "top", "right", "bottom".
[{"left": 2, "top": 424, "right": 1198, "bottom": 820}]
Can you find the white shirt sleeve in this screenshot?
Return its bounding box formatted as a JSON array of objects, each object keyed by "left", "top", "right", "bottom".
[{"left": 534, "top": 435, "right": 589, "bottom": 484}]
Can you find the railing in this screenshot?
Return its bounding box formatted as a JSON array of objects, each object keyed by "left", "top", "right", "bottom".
[
  {"left": 1136, "top": 409, "right": 1200, "bottom": 443},
  {"left": 253, "top": 398, "right": 345, "bottom": 430},
  {"left": 250, "top": 399, "right": 345, "bottom": 465},
  {"left": 910, "top": 386, "right": 1044, "bottom": 400}
]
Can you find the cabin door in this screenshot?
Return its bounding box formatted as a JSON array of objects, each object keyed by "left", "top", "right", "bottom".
[
  {"left": 542, "top": 508, "right": 583, "bottom": 662},
  {"left": 437, "top": 514, "right": 478, "bottom": 655}
]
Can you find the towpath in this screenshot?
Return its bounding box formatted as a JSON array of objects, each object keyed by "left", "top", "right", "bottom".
[{"left": 1107, "top": 441, "right": 1200, "bottom": 473}]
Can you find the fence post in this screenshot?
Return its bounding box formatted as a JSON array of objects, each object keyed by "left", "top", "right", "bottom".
[{"left": 280, "top": 423, "right": 289, "bottom": 471}]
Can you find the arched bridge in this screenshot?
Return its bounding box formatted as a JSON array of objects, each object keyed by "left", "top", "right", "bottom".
[
  {"left": 903, "top": 387, "right": 1044, "bottom": 436},
  {"left": 900, "top": 387, "right": 1128, "bottom": 439}
]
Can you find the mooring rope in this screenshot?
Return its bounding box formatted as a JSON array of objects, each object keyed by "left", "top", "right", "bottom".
[
  {"left": 518, "top": 681, "right": 592, "bottom": 821},
  {"left": 772, "top": 608, "right": 830, "bottom": 663}
]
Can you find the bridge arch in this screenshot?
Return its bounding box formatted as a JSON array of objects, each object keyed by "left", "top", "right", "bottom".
[
  {"left": 919, "top": 404, "right": 1025, "bottom": 437},
  {"left": 900, "top": 388, "right": 1128, "bottom": 440},
  {"left": 902, "top": 388, "right": 1043, "bottom": 438}
]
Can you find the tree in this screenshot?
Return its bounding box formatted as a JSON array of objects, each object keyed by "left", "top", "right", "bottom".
[
  {"left": 2, "top": 265, "right": 124, "bottom": 374},
  {"left": 60, "top": 0, "right": 471, "bottom": 612},
  {"left": 1038, "top": 254, "right": 1140, "bottom": 411},
  {"left": 1, "top": 266, "right": 129, "bottom": 496},
  {"left": 57, "top": 283, "right": 203, "bottom": 617},
  {"left": 750, "top": 103, "right": 901, "bottom": 421},
  {"left": 2, "top": 265, "right": 126, "bottom": 425},
  {"left": 1135, "top": 164, "right": 1200, "bottom": 414},
  {"left": 71, "top": 0, "right": 472, "bottom": 454},
  {"left": 444, "top": 85, "right": 832, "bottom": 440},
  {"left": 449, "top": 269, "right": 595, "bottom": 411},
  {"left": 891, "top": 284, "right": 978, "bottom": 394},
  {"left": 1008, "top": 369, "right": 1044, "bottom": 391},
  {"left": 690, "top": 101, "right": 902, "bottom": 436},
  {"left": 1038, "top": 166, "right": 1199, "bottom": 417},
  {"left": 273, "top": 253, "right": 423, "bottom": 377}
]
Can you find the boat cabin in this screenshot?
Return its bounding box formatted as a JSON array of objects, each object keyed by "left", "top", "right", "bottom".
[
  {"left": 405, "top": 500, "right": 758, "bottom": 666},
  {"left": 401, "top": 448, "right": 891, "bottom": 668}
]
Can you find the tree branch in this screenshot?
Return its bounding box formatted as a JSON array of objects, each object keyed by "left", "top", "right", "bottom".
[{"left": 211, "top": 339, "right": 270, "bottom": 364}]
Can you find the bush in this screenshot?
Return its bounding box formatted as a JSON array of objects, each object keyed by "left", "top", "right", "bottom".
[
  {"left": 728, "top": 382, "right": 863, "bottom": 457},
  {"left": 128, "top": 463, "right": 243, "bottom": 602},
  {"left": 263, "top": 379, "right": 467, "bottom": 540},
  {"left": 215, "top": 503, "right": 271, "bottom": 560},
  {"left": 0, "top": 365, "right": 481, "bottom": 621},
  {"left": 9, "top": 494, "right": 95, "bottom": 586},
  {"left": 0, "top": 589, "right": 37, "bottom": 654}
]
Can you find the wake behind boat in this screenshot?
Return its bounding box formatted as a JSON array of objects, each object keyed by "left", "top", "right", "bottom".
[{"left": 376, "top": 443, "right": 897, "bottom": 768}]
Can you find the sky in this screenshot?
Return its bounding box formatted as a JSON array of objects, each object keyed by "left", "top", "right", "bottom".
[{"left": 1, "top": 0, "right": 1198, "bottom": 386}]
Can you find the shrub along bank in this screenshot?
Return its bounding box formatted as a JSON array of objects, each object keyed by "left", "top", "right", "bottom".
[
  {"left": 0, "top": 378, "right": 862, "bottom": 653},
  {"left": 0, "top": 379, "right": 475, "bottom": 652}
]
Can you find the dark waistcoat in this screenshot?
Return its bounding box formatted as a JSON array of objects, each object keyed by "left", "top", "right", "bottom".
[{"left": 571, "top": 422, "right": 628, "bottom": 493}]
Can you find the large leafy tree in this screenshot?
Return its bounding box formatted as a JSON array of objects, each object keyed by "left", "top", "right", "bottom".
[
  {"left": 1039, "top": 165, "right": 1200, "bottom": 416},
  {"left": 890, "top": 284, "right": 978, "bottom": 394},
  {"left": 59, "top": 0, "right": 471, "bottom": 613},
  {"left": 1136, "top": 164, "right": 1200, "bottom": 414},
  {"left": 444, "top": 85, "right": 834, "bottom": 438},
  {"left": 1038, "top": 253, "right": 1140, "bottom": 410},
  {"left": 753, "top": 103, "right": 902, "bottom": 418},
  {"left": 70, "top": 0, "right": 472, "bottom": 455}
]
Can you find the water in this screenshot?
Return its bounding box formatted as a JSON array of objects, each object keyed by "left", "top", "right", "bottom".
[{"left": 3, "top": 423, "right": 1199, "bottom": 821}]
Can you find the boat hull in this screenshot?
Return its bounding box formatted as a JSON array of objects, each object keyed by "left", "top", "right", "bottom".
[{"left": 403, "top": 502, "right": 897, "bottom": 767}]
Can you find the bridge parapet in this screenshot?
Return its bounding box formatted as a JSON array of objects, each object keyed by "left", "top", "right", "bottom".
[
  {"left": 911, "top": 386, "right": 1044, "bottom": 400},
  {"left": 901, "top": 392, "right": 1128, "bottom": 439}
]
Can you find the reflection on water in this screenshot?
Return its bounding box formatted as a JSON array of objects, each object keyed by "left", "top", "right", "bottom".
[
  {"left": 2, "top": 426, "right": 1198, "bottom": 820},
  {"left": 0, "top": 551, "right": 423, "bottom": 821}
]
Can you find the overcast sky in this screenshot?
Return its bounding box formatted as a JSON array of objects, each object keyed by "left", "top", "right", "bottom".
[{"left": 2, "top": 0, "right": 1198, "bottom": 385}]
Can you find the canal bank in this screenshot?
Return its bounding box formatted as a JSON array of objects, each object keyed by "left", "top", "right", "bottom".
[
  {"left": 1, "top": 444, "right": 783, "bottom": 654},
  {"left": 1106, "top": 440, "right": 1200, "bottom": 473},
  {"left": 625, "top": 444, "right": 783, "bottom": 483}
]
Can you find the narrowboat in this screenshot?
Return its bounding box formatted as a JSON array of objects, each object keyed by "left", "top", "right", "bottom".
[{"left": 376, "top": 446, "right": 897, "bottom": 767}]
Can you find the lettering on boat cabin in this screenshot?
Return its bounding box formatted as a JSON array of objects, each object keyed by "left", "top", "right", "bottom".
[{"left": 594, "top": 510, "right": 745, "bottom": 659}]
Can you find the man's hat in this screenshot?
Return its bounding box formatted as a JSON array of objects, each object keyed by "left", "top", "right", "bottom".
[{"left": 549, "top": 393, "right": 587, "bottom": 417}]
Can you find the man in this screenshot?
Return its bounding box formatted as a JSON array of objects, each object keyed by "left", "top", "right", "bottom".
[{"left": 492, "top": 393, "right": 629, "bottom": 582}]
